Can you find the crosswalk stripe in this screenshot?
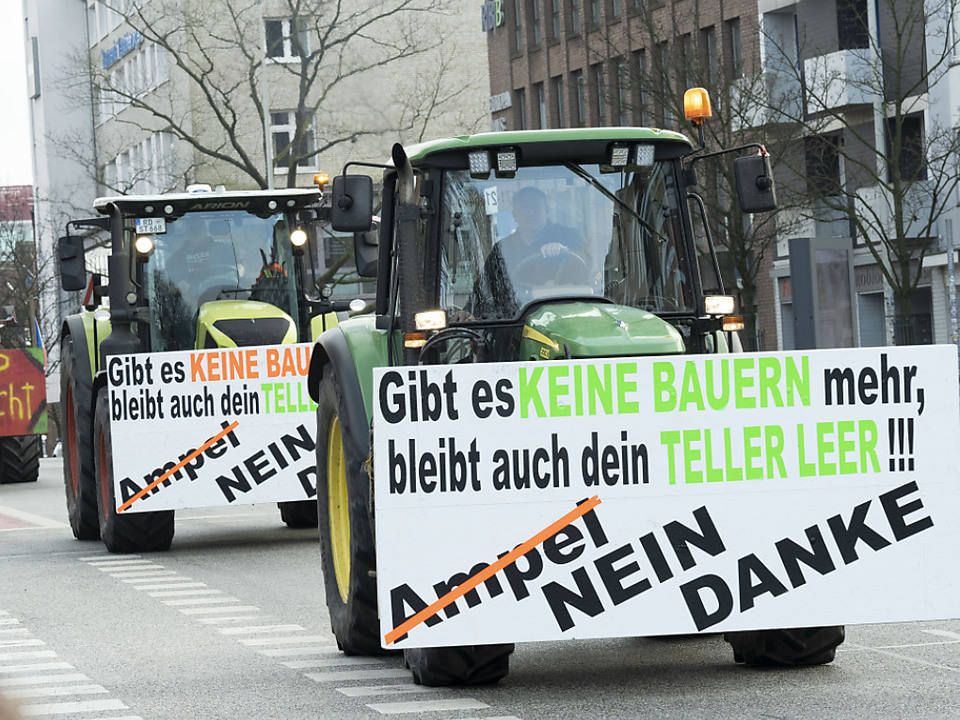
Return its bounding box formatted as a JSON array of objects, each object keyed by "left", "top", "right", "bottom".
[
  {"left": 281, "top": 656, "right": 385, "bottom": 669},
  {"left": 305, "top": 668, "right": 411, "bottom": 683},
  {"left": 197, "top": 616, "right": 263, "bottom": 625},
  {"left": 178, "top": 605, "right": 259, "bottom": 615},
  {"left": 0, "top": 673, "right": 89, "bottom": 688},
  {"left": 0, "top": 663, "right": 74, "bottom": 674},
  {"left": 77, "top": 555, "right": 141, "bottom": 562},
  {"left": 257, "top": 646, "right": 336, "bottom": 657},
  {"left": 120, "top": 575, "right": 188, "bottom": 584},
  {"left": 366, "top": 698, "right": 489, "bottom": 714},
  {"left": 219, "top": 625, "right": 304, "bottom": 635},
  {"left": 0, "top": 651, "right": 57, "bottom": 662},
  {"left": 337, "top": 684, "right": 443, "bottom": 698},
  {"left": 5, "top": 684, "right": 109, "bottom": 699},
  {"left": 147, "top": 589, "right": 221, "bottom": 598},
  {"left": 18, "top": 698, "right": 128, "bottom": 716},
  {"left": 161, "top": 596, "right": 239, "bottom": 606},
  {"left": 239, "top": 635, "right": 330, "bottom": 646},
  {"left": 0, "top": 639, "right": 44, "bottom": 649}
]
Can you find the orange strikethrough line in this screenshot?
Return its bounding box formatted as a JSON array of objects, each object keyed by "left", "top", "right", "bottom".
[
  {"left": 384, "top": 494, "right": 602, "bottom": 646},
  {"left": 117, "top": 420, "right": 240, "bottom": 513}
]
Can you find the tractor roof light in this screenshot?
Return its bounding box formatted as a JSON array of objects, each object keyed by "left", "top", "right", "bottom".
[
  {"left": 314, "top": 172, "right": 330, "bottom": 189},
  {"left": 704, "top": 295, "right": 735, "bottom": 316},
  {"left": 290, "top": 228, "right": 308, "bottom": 247},
  {"left": 683, "top": 87, "right": 713, "bottom": 125},
  {"left": 468, "top": 150, "right": 491, "bottom": 178},
  {"left": 635, "top": 144, "right": 655, "bottom": 167},
  {"left": 722, "top": 316, "right": 745, "bottom": 332},
  {"left": 609, "top": 144, "right": 631, "bottom": 167},
  {"left": 403, "top": 331, "right": 428, "bottom": 348},
  {"left": 496, "top": 149, "right": 518, "bottom": 177},
  {"left": 134, "top": 235, "right": 155, "bottom": 257}
]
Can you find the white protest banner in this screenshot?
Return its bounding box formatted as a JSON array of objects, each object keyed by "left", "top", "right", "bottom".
[
  {"left": 373, "top": 345, "right": 960, "bottom": 649},
  {"left": 107, "top": 343, "right": 316, "bottom": 513}
]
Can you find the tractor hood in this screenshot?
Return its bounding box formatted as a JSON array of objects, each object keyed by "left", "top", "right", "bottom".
[
  {"left": 196, "top": 300, "right": 297, "bottom": 349},
  {"left": 519, "top": 302, "right": 685, "bottom": 360}
]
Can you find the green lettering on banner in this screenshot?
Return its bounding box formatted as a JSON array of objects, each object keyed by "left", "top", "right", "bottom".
[
  {"left": 683, "top": 429, "right": 703, "bottom": 483},
  {"left": 652, "top": 362, "right": 676, "bottom": 412},
  {"left": 817, "top": 421, "right": 837, "bottom": 476},
  {"left": 587, "top": 364, "right": 613, "bottom": 415},
  {"left": 723, "top": 428, "right": 743, "bottom": 481},
  {"left": 679, "top": 362, "right": 705, "bottom": 411},
  {"left": 661, "top": 430, "right": 681, "bottom": 484},
  {"left": 764, "top": 425, "right": 787, "bottom": 478},
  {"left": 743, "top": 426, "right": 763, "bottom": 480},
  {"left": 786, "top": 355, "right": 810, "bottom": 406},
  {"left": 757, "top": 357, "right": 783, "bottom": 408},
  {"left": 733, "top": 358, "right": 756, "bottom": 409},
  {"left": 519, "top": 367, "right": 546, "bottom": 418},
  {"left": 547, "top": 366, "right": 571, "bottom": 417},
  {"left": 837, "top": 420, "right": 857, "bottom": 474},
  {"left": 702, "top": 429, "right": 724, "bottom": 482},
  {"left": 796, "top": 424, "right": 816, "bottom": 477},
  {"left": 706, "top": 359, "right": 730, "bottom": 410},
  {"left": 616, "top": 362, "right": 639, "bottom": 414}
]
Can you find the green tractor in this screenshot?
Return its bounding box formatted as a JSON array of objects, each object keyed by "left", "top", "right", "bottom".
[
  {"left": 58, "top": 187, "right": 363, "bottom": 553},
  {"left": 307, "top": 94, "right": 845, "bottom": 684}
]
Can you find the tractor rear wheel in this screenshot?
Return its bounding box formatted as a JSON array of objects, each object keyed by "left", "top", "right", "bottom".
[
  {"left": 61, "top": 335, "right": 99, "bottom": 539},
  {"left": 0, "top": 436, "right": 41, "bottom": 484},
  {"left": 93, "top": 389, "right": 175, "bottom": 553},
  {"left": 316, "top": 369, "right": 386, "bottom": 656},
  {"left": 404, "top": 644, "right": 514, "bottom": 686},
  {"left": 725, "top": 626, "right": 845, "bottom": 666},
  {"left": 279, "top": 501, "right": 319, "bottom": 528}
]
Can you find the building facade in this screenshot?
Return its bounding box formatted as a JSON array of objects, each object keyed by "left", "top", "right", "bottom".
[{"left": 483, "top": 0, "right": 960, "bottom": 351}]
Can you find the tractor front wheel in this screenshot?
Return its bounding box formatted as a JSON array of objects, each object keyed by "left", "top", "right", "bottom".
[
  {"left": 93, "top": 389, "right": 175, "bottom": 553},
  {"left": 725, "top": 626, "right": 845, "bottom": 666},
  {"left": 404, "top": 644, "right": 514, "bottom": 686},
  {"left": 316, "top": 369, "right": 385, "bottom": 656},
  {"left": 0, "top": 436, "right": 41, "bottom": 484}
]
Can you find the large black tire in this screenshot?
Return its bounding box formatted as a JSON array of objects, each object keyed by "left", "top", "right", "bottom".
[
  {"left": 279, "top": 500, "right": 319, "bottom": 528},
  {"left": 725, "top": 626, "right": 845, "bottom": 666},
  {"left": 93, "top": 389, "right": 175, "bottom": 553},
  {"left": 0, "top": 435, "right": 41, "bottom": 484},
  {"left": 316, "top": 369, "right": 386, "bottom": 656},
  {"left": 61, "top": 335, "right": 99, "bottom": 539},
  {"left": 404, "top": 644, "right": 514, "bottom": 686}
]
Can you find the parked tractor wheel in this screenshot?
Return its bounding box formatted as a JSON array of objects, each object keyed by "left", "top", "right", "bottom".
[
  {"left": 316, "top": 369, "right": 386, "bottom": 656},
  {"left": 0, "top": 435, "right": 41, "bottom": 484},
  {"left": 404, "top": 644, "right": 514, "bottom": 686},
  {"left": 725, "top": 626, "right": 845, "bottom": 666},
  {"left": 93, "top": 390, "right": 174, "bottom": 553},
  {"left": 61, "top": 335, "right": 99, "bottom": 539},
  {"left": 279, "top": 500, "right": 319, "bottom": 528}
]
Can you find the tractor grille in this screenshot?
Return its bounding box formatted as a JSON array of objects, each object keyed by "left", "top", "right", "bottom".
[{"left": 211, "top": 317, "right": 292, "bottom": 347}]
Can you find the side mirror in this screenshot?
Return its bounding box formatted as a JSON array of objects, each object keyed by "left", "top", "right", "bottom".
[
  {"left": 734, "top": 154, "right": 777, "bottom": 213},
  {"left": 58, "top": 235, "right": 87, "bottom": 291},
  {"left": 331, "top": 175, "right": 373, "bottom": 232},
  {"left": 353, "top": 223, "right": 379, "bottom": 278}
]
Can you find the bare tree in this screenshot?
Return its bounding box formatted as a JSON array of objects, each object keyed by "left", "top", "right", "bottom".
[
  {"left": 590, "top": 3, "right": 798, "bottom": 349},
  {"left": 754, "top": 0, "right": 960, "bottom": 344},
  {"left": 64, "top": 0, "right": 473, "bottom": 192}
]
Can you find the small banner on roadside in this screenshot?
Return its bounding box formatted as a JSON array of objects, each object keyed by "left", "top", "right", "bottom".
[
  {"left": 373, "top": 345, "right": 960, "bottom": 648},
  {"left": 0, "top": 348, "right": 47, "bottom": 436},
  {"left": 107, "top": 343, "right": 316, "bottom": 513}
]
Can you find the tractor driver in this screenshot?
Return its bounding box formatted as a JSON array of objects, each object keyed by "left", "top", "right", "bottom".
[{"left": 472, "top": 186, "right": 592, "bottom": 318}]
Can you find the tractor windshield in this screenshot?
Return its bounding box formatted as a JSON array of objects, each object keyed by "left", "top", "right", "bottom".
[
  {"left": 142, "top": 210, "right": 300, "bottom": 351},
  {"left": 439, "top": 163, "right": 695, "bottom": 320}
]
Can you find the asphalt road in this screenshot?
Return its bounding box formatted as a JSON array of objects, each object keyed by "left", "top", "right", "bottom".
[{"left": 2, "top": 458, "right": 960, "bottom": 719}]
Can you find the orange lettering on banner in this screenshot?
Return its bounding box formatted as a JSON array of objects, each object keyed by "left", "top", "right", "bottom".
[
  {"left": 265, "top": 346, "right": 311, "bottom": 379},
  {"left": 190, "top": 349, "right": 260, "bottom": 382}
]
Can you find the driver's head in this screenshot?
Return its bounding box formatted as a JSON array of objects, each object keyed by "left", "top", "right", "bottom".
[{"left": 512, "top": 187, "right": 547, "bottom": 238}]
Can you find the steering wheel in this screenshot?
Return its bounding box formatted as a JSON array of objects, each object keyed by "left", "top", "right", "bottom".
[
  {"left": 195, "top": 270, "right": 241, "bottom": 306},
  {"left": 513, "top": 248, "right": 590, "bottom": 289}
]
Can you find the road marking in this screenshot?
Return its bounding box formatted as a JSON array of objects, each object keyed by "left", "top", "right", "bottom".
[
  {"left": 161, "top": 596, "right": 240, "bottom": 606},
  {"left": 385, "top": 495, "right": 601, "bottom": 645},
  {"left": 18, "top": 699, "right": 128, "bottom": 716},
  {"left": 0, "top": 651, "right": 57, "bottom": 662},
  {"left": 86, "top": 559, "right": 148, "bottom": 567},
  {"left": 366, "top": 698, "right": 489, "bottom": 714},
  {"left": 178, "top": 605, "right": 259, "bottom": 616},
  {"left": 0, "top": 507, "right": 67, "bottom": 530},
  {"left": 116, "top": 572, "right": 181, "bottom": 580},
  {"left": 219, "top": 625, "right": 304, "bottom": 635},
  {"left": 147, "top": 589, "right": 221, "bottom": 598},
  {"left": 922, "top": 629, "right": 960, "bottom": 641},
  {"left": 239, "top": 635, "right": 331, "bottom": 646},
  {"left": 257, "top": 646, "right": 336, "bottom": 657},
  {"left": 0, "top": 639, "right": 44, "bottom": 649},
  {"left": 99, "top": 565, "right": 163, "bottom": 574},
  {"left": 0, "top": 663, "right": 74, "bottom": 674},
  {"left": 0, "top": 674, "right": 90, "bottom": 688},
  {"left": 282, "top": 657, "right": 385, "bottom": 669},
  {"left": 5, "top": 684, "right": 108, "bottom": 699},
  {"left": 0, "top": 618, "right": 21, "bottom": 625},
  {"left": 132, "top": 582, "right": 205, "bottom": 591},
  {"left": 337, "top": 684, "right": 445, "bottom": 698},
  {"left": 0, "top": 629, "right": 30, "bottom": 637},
  {"left": 77, "top": 555, "right": 141, "bottom": 561},
  {"left": 306, "top": 668, "right": 411, "bottom": 683},
  {"left": 197, "top": 616, "right": 263, "bottom": 625}
]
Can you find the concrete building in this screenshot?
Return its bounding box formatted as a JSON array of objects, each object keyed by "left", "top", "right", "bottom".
[{"left": 483, "top": 0, "right": 960, "bottom": 351}]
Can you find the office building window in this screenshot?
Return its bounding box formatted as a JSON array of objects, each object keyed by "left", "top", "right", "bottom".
[
  {"left": 574, "top": 71, "right": 585, "bottom": 125},
  {"left": 265, "top": 18, "right": 309, "bottom": 61},
  {"left": 726, "top": 18, "right": 743, "bottom": 78},
  {"left": 805, "top": 133, "right": 843, "bottom": 196},
  {"left": 837, "top": 0, "right": 869, "bottom": 50},
  {"left": 531, "top": 0, "right": 542, "bottom": 45},
  {"left": 617, "top": 60, "right": 629, "bottom": 125},
  {"left": 551, "top": 0, "right": 561, "bottom": 38},
  {"left": 516, "top": 88, "right": 528, "bottom": 130},
  {"left": 271, "top": 111, "right": 317, "bottom": 170},
  {"left": 536, "top": 83, "right": 547, "bottom": 128},
  {"left": 553, "top": 76, "right": 565, "bottom": 127},
  {"left": 594, "top": 64, "right": 606, "bottom": 124},
  {"left": 611, "top": 0, "right": 622, "bottom": 18},
  {"left": 514, "top": 0, "right": 524, "bottom": 52},
  {"left": 590, "top": 0, "right": 601, "bottom": 24},
  {"left": 571, "top": 0, "right": 581, "bottom": 32},
  {"left": 635, "top": 49, "right": 647, "bottom": 125},
  {"left": 702, "top": 26, "right": 718, "bottom": 88}
]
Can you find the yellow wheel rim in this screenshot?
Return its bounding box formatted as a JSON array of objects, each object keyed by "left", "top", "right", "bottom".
[{"left": 327, "top": 415, "right": 351, "bottom": 604}]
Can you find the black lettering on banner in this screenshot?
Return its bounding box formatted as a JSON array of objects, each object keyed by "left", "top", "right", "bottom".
[
  {"left": 774, "top": 525, "right": 836, "bottom": 588},
  {"left": 432, "top": 562, "right": 505, "bottom": 619},
  {"left": 542, "top": 567, "right": 605, "bottom": 632},
  {"left": 594, "top": 543, "right": 652, "bottom": 605},
  {"left": 880, "top": 480, "right": 933, "bottom": 540},
  {"left": 663, "top": 506, "right": 725, "bottom": 570},
  {"left": 215, "top": 423, "right": 315, "bottom": 502},
  {"left": 390, "top": 583, "right": 443, "bottom": 640},
  {"left": 680, "top": 574, "right": 735, "bottom": 631},
  {"left": 737, "top": 553, "right": 788, "bottom": 611},
  {"left": 826, "top": 501, "right": 891, "bottom": 564}
]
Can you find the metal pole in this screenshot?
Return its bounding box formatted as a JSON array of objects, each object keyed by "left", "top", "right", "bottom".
[{"left": 257, "top": 0, "right": 275, "bottom": 190}]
